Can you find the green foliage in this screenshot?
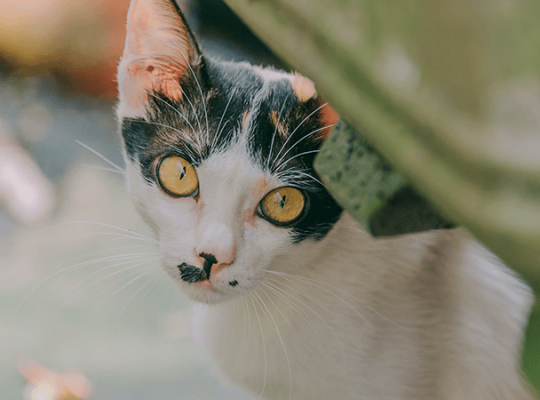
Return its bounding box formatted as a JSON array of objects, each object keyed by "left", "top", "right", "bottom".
[
  {"left": 315, "top": 120, "right": 454, "bottom": 236},
  {"left": 222, "top": 0, "right": 540, "bottom": 294}
]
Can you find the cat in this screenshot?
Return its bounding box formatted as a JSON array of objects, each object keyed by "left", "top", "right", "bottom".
[{"left": 116, "top": 0, "right": 536, "bottom": 399}]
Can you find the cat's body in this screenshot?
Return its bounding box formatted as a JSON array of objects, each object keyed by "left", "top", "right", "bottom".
[
  {"left": 116, "top": 1, "right": 536, "bottom": 399},
  {"left": 194, "top": 218, "right": 533, "bottom": 399}
]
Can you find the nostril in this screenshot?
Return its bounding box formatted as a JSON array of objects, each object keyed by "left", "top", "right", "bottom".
[
  {"left": 199, "top": 252, "right": 218, "bottom": 279},
  {"left": 199, "top": 252, "right": 218, "bottom": 266}
]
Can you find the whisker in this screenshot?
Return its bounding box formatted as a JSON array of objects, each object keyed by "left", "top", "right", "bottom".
[
  {"left": 273, "top": 124, "right": 335, "bottom": 171},
  {"left": 87, "top": 267, "right": 160, "bottom": 327},
  {"left": 272, "top": 102, "right": 327, "bottom": 167},
  {"left": 253, "top": 289, "right": 293, "bottom": 400},
  {"left": 275, "top": 169, "right": 325, "bottom": 188},
  {"left": 212, "top": 88, "right": 237, "bottom": 150},
  {"left": 227, "top": 299, "right": 245, "bottom": 344},
  {"left": 72, "top": 232, "right": 159, "bottom": 247},
  {"left": 61, "top": 257, "right": 161, "bottom": 308},
  {"left": 82, "top": 165, "right": 125, "bottom": 174},
  {"left": 68, "top": 243, "right": 158, "bottom": 264},
  {"left": 250, "top": 295, "right": 267, "bottom": 400},
  {"left": 124, "top": 118, "right": 199, "bottom": 157},
  {"left": 183, "top": 58, "right": 210, "bottom": 145},
  {"left": 230, "top": 296, "right": 249, "bottom": 374},
  {"left": 266, "top": 101, "right": 288, "bottom": 171},
  {"left": 66, "top": 251, "right": 160, "bottom": 278},
  {"left": 145, "top": 91, "right": 196, "bottom": 134},
  {"left": 144, "top": 91, "right": 203, "bottom": 155},
  {"left": 98, "top": 262, "right": 156, "bottom": 294},
  {"left": 259, "top": 280, "right": 322, "bottom": 352},
  {"left": 115, "top": 270, "right": 162, "bottom": 326},
  {"left": 275, "top": 149, "right": 321, "bottom": 172},
  {"left": 28, "top": 221, "right": 160, "bottom": 247},
  {"left": 139, "top": 272, "right": 167, "bottom": 301},
  {"left": 76, "top": 140, "right": 125, "bottom": 173},
  {"left": 232, "top": 296, "right": 252, "bottom": 376},
  {"left": 213, "top": 123, "right": 232, "bottom": 153},
  {"left": 258, "top": 284, "right": 293, "bottom": 328},
  {"left": 64, "top": 221, "right": 160, "bottom": 245},
  {"left": 266, "top": 270, "right": 403, "bottom": 333},
  {"left": 261, "top": 278, "right": 347, "bottom": 389},
  {"left": 265, "top": 275, "right": 357, "bottom": 347},
  {"left": 67, "top": 252, "right": 160, "bottom": 268},
  {"left": 11, "top": 253, "right": 158, "bottom": 321},
  {"left": 150, "top": 60, "right": 203, "bottom": 140}
]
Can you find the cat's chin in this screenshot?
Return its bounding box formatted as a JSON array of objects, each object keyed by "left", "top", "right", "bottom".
[{"left": 176, "top": 280, "right": 238, "bottom": 305}]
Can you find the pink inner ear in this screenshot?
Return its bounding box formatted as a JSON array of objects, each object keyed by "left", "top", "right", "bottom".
[
  {"left": 316, "top": 98, "right": 340, "bottom": 140},
  {"left": 130, "top": 60, "right": 184, "bottom": 102},
  {"left": 120, "top": 0, "right": 194, "bottom": 110}
]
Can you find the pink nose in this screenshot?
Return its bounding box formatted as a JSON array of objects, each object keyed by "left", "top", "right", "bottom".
[
  {"left": 196, "top": 222, "right": 236, "bottom": 267},
  {"left": 198, "top": 250, "right": 235, "bottom": 279}
]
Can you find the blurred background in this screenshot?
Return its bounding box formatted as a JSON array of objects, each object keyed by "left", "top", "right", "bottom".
[
  {"left": 0, "top": 0, "right": 282, "bottom": 398},
  {"left": 0, "top": 0, "right": 538, "bottom": 399}
]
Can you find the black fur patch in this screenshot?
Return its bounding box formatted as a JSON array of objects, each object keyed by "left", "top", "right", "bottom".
[
  {"left": 244, "top": 83, "right": 343, "bottom": 242},
  {"left": 178, "top": 263, "right": 206, "bottom": 283}
]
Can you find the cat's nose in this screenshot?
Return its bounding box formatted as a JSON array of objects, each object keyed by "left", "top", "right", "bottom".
[
  {"left": 198, "top": 252, "right": 217, "bottom": 280},
  {"left": 198, "top": 251, "right": 234, "bottom": 279},
  {"left": 196, "top": 222, "right": 237, "bottom": 266},
  {"left": 199, "top": 252, "right": 217, "bottom": 266},
  {"left": 197, "top": 249, "right": 235, "bottom": 268}
]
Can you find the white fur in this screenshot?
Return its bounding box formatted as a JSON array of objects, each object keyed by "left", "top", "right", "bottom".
[
  {"left": 192, "top": 217, "right": 535, "bottom": 400},
  {"left": 125, "top": 129, "right": 536, "bottom": 400},
  {"left": 255, "top": 66, "right": 295, "bottom": 84}
]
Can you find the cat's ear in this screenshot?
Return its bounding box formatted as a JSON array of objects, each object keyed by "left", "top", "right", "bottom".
[
  {"left": 117, "top": 0, "right": 202, "bottom": 118},
  {"left": 290, "top": 73, "right": 340, "bottom": 141}
]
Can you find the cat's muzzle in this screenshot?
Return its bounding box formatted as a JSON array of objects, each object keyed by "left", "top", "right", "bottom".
[{"left": 178, "top": 253, "right": 217, "bottom": 283}]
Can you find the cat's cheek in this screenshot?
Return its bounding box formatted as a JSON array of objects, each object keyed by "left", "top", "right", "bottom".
[
  {"left": 243, "top": 224, "right": 296, "bottom": 273},
  {"left": 161, "top": 262, "right": 184, "bottom": 286},
  {"left": 241, "top": 208, "right": 258, "bottom": 227},
  {"left": 125, "top": 162, "right": 166, "bottom": 229}
]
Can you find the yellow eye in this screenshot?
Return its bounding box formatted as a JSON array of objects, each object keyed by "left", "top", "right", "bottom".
[
  {"left": 157, "top": 156, "right": 199, "bottom": 197},
  {"left": 258, "top": 187, "right": 307, "bottom": 226}
]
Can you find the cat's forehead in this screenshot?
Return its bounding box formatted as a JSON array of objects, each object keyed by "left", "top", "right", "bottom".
[
  {"left": 122, "top": 58, "right": 329, "bottom": 184},
  {"left": 209, "top": 60, "right": 316, "bottom": 113}
]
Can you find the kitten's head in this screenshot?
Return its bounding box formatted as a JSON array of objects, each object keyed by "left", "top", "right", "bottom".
[{"left": 117, "top": 0, "right": 342, "bottom": 303}]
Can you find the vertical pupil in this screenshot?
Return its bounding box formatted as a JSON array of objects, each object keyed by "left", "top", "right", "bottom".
[
  {"left": 178, "top": 165, "right": 186, "bottom": 180},
  {"left": 277, "top": 194, "right": 286, "bottom": 209}
]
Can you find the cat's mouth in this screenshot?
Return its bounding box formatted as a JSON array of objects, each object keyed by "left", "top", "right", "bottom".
[
  {"left": 178, "top": 262, "right": 238, "bottom": 290},
  {"left": 178, "top": 263, "right": 219, "bottom": 294}
]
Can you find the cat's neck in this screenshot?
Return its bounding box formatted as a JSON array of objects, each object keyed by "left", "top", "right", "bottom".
[{"left": 266, "top": 212, "right": 435, "bottom": 306}]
